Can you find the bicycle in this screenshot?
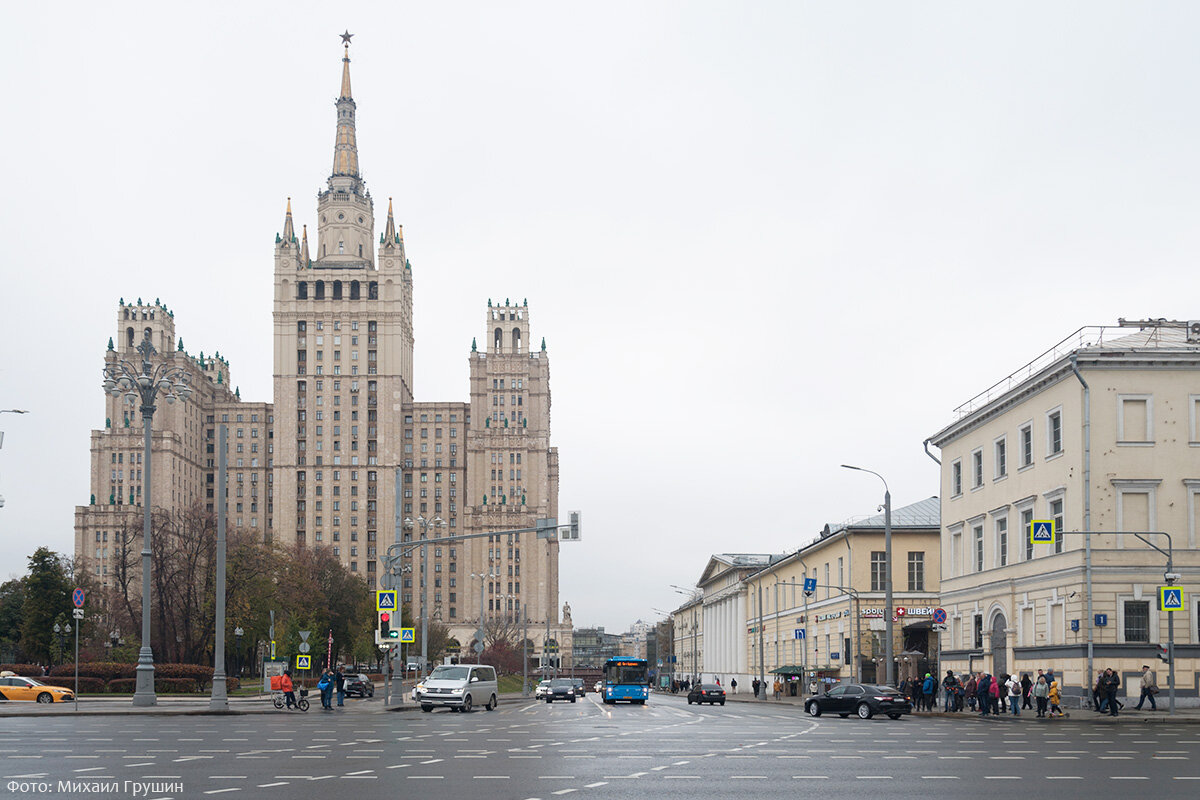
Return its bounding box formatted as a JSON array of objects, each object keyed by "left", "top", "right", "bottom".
[{"left": 271, "top": 686, "right": 310, "bottom": 711}]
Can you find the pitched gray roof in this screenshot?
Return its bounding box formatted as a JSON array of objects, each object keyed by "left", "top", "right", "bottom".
[{"left": 826, "top": 496, "right": 940, "bottom": 535}]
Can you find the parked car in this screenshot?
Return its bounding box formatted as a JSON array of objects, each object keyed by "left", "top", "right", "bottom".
[
  {"left": 0, "top": 672, "right": 74, "bottom": 703},
  {"left": 343, "top": 673, "right": 374, "bottom": 698},
  {"left": 545, "top": 677, "right": 577, "bottom": 703},
  {"left": 686, "top": 683, "right": 726, "bottom": 705},
  {"left": 572, "top": 678, "right": 585, "bottom": 697},
  {"left": 535, "top": 680, "right": 552, "bottom": 699},
  {"left": 804, "top": 683, "right": 911, "bottom": 720}
]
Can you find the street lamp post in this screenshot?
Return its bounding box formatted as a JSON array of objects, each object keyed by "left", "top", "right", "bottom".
[
  {"left": 841, "top": 464, "right": 893, "bottom": 686},
  {"left": 403, "top": 516, "right": 446, "bottom": 671},
  {"left": 470, "top": 570, "right": 497, "bottom": 657},
  {"left": 234, "top": 627, "right": 244, "bottom": 678},
  {"left": 103, "top": 332, "right": 192, "bottom": 706}
]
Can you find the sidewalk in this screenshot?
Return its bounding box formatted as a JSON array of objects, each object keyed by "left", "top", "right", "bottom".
[
  {"left": 687, "top": 689, "right": 1200, "bottom": 723},
  {"left": 0, "top": 694, "right": 279, "bottom": 717}
]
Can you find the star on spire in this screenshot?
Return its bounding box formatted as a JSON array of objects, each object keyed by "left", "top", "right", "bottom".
[{"left": 340, "top": 30, "right": 354, "bottom": 46}]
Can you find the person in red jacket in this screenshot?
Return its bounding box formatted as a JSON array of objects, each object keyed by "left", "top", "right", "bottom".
[{"left": 280, "top": 671, "right": 296, "bottom": 709}]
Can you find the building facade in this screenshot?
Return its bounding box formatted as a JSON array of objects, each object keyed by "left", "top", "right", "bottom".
[
  {"left": 740, "top": 498, "right": 941, "bottom": 693},
  {"left": 928, "top": 320, "right": 1200, "bottom": 705}
]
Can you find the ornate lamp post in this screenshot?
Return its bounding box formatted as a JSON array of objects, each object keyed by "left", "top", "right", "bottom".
[{"left": 102, "top": 332, "right": 192, "bottom": 706}]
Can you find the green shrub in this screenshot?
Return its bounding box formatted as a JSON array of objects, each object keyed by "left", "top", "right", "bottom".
[
  {"left": 0, "top": 664, "right": 46, "bottom": 677},
  {"left": 41, "top": 677, "right": 106, "bottom": 693}
]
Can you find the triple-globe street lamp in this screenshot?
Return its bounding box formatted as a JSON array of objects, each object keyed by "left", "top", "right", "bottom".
[{"left": 103, "top": 332, "right": 192, "bottom": 706}]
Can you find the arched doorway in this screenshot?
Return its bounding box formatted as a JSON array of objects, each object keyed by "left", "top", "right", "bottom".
[{"left": 990, "top": 613, "right": 1007, "bottom": 676}]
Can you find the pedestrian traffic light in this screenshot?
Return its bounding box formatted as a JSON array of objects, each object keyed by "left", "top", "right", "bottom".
[
  {"left": 1158, "top": 642, "right": 1170, "bottom": 663},
  {"left": 380, "top": 611, "right": 391, "bottom": 639}
]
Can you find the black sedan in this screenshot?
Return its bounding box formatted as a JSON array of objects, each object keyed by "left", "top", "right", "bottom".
[
  {"left": 343, "top": 673, "right": 375, "bottom": 698},
  {"left": 572, "top": 678, "right": 586, "bottom": 697},
  {"left": 545, "top": 677, "right": 577, "bottom": 703},
  {"left": 804, "top": 683, "right": 910, "bottom": 719},
  {"left": 686, "top": 683, "right": 726, "bottom": 705}
]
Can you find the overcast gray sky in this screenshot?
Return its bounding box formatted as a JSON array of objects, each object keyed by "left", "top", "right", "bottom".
[{"left": 2, "top": 2, "right": 1198, "bottom": 633}]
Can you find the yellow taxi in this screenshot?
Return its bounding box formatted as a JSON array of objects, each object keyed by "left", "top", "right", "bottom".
[{"left": 0, "top": 671, "right": 75, "bottom": 703}]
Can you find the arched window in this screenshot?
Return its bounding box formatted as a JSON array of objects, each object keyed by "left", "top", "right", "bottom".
[
  {"left": 333, "top": 281, "right": 343, "bottom": 300},
  {"left": 297, "top": 282, "right": 308, "bottom": 300},
  {"left": 512, "top": 328, "right": 522, "bottom": 353},
  {"left": 126, "top": 327, "right": 135, "bottom": 348},
  {"left": 368, "top": 282, "right": 378, "bottom": 300},
  {"left": 494, "top": 327, "right": 503, "bottom": 352},
  {"left": 350, "top": 281, "right": 360, "bottom": 299},
  {"left": 143, "top": 327, "right": 152, "bottom": 343},
  {"left": 315, "top": 281, "right": 325, "bottom": 300}
]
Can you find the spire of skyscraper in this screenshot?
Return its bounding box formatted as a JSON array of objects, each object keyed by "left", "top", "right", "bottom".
[{"left": 331, "top": 34, "right": 360, "bottom": 181}]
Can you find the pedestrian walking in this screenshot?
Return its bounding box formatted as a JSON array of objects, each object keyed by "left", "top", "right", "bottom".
[
  {"left": 1048, "top": 678, "right": 1062, "bottom": 717},
  {"left": 1093, "top": 671, "right": 1105, "bottom": 712},
  {"left": 1032, "top": 674, "right": 1049, "bottom": 717},
  {"left": 730, "top": 678, "right": 737, "bottom": 694},
  {"left": 1005, "top": 673, "right": 1021, "bottom": 715},
  {"left": 773, "top": 678, "right": 782, "bottom": 700},
  {"left": 752, "top": 678, "right": 760, "bottom": 697},
  {"left": 1020, "top": 673, "right": 1032, "bottom": 710},
  {"left": 1100, "top": 668, "right": 1121, "bottom": 717},
  {"left": 964, "top": 673, "right": 978, "bottom": 712},
  {"left": 1135, "top": 665, "right": 1158, "bottom": 711},
  {"left": 336, "top": 665, "right": 346, "bottom": 707},
  {"left": 921, "top": 673, "right": 935, "bottom": 712}
]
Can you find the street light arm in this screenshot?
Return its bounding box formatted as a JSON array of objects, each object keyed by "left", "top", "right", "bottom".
[{"left": 840, "top": 464, "right": 889, "bottom": 495}]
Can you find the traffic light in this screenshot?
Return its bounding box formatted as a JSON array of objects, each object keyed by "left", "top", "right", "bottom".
[
  {"left": 1158, "top": 643, "right": 1170, "bottom": 663},
  {"left": 380, "top": 611, "right": 391, "bottom": 639}
]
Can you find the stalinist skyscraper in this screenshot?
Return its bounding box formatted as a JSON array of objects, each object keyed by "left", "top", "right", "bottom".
[
  {"left": 269, "top": 35, "right": 566, "bottom": 654},
  {"left": 77, "top": 34, "right": 570, "bottom": 662}
]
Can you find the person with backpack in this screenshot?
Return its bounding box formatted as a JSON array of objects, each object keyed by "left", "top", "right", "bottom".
[{"left": 1005, "top": 673, "right": 1021, "bottom": 715}]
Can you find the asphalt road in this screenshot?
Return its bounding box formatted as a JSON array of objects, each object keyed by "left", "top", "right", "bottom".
[{"left": 2, "top": 693, "right": 1199, "bottom": 799}]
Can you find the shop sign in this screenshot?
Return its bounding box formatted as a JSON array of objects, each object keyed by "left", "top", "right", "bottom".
[
  {"left": 860, "top": 606, "right": 935, "bottom": 618},
  {"left": 815, "top": 611, "right": 845, "bottom": 622}
]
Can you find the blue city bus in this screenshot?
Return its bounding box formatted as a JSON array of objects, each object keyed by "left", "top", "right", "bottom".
[{"left": 601, "top": 657, "right": 650, "bottom": 704}]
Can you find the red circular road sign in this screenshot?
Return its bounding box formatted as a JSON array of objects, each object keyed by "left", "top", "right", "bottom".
[
  {"left": 72, "top": 587, "right": 85, "bottom": 608},
  {"left": 932, "top": 607, "right": 947, "bottom": 624}
]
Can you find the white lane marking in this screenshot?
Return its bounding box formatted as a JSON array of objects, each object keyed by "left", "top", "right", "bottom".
[
  {"left": 257, "top": 783, "right": 288, "bottom": 788},
  {"left": 408, "top": 775, "right": 444, "bottom": 779},
  {"left": 792, "top": 775, "right": 829, "bottom": 779},
  {"left": 922, "top": 776, "right": 958, "bottom": 779},
  {"left": 1110, "top": 777, "right": 1148, "bottom": 780},
  {"left": 1045, "top": 777, "right": 1082, "bottom": 780},
  {"left": 584, "top": 782, "right": 607, "bottom": 788},
  {"left": 474, "top": 775, "right": 511, "bottom": 779},
  {"left": 203, "top": 790, "right": 241, "bottom": 795},
  {"left": 984, "top": 776, "right": 1021, "bottom": 780}
]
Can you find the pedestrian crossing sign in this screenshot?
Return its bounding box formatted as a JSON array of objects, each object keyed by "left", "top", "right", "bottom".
[
  {"left": 1159, "top": 586, "right": 1184, "bottom": 611},
  {"left": 1029, "top": 519, "right": 1056, "bottom": 544},
  {"left": 296, "top": 654, "right": 311, "bottom": 670},
  {"left": 376, "top": 589, "right": 397, "bottom": 612},
  {"left": 400, "top": 628, "right": 416, "bottom": 643}
]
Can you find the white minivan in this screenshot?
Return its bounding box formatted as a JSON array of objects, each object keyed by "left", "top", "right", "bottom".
[{"left": 415, "top": 664, "right": 498, "bottom": 712}]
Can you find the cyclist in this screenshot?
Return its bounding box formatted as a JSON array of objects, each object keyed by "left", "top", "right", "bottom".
[{"left": 281, "top": 670, "right": 296, "bottom": 709}]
